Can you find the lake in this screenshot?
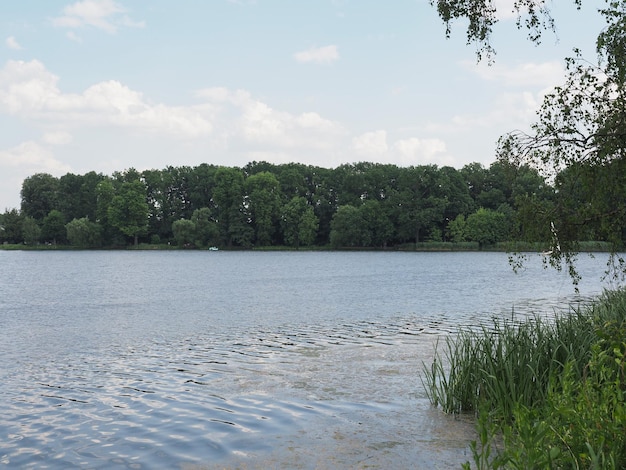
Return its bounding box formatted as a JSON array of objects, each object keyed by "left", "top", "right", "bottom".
[{"left": 0, "top": 250, "right": 615, "bottom": 468}]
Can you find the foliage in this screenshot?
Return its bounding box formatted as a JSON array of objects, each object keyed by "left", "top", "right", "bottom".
[
  {"left": 191, "top": 207, "right": 219, "bottom": 248},
  {"left": 465, "top": 208, "right": 508, "bottom": 248},
  {"left": 431, "top": 0, "right": 581, "bottom": 62},
  {"left": 7, "top": 156, "right": 624, "bottom": 253},
  {"left": 107, "top": 179, "right": 149, "bottom": 246},
  {"left": 489, "top": 1, "right": 626, "bottom": 282},
  {"left": 424, "top": 288, "right": 626, "bottom": 469},
  {"left": 281, "top": 196, "right": 319, "bottom": 248},
  {"left": 65, "top": 217, "right": 102, "bottom": 247},
  {"left": 41, "top": 210, "right": 66, "bottom": 244},
  {"left": 21, "top": 216, "right": 41, "bottom": 245},
  {"left": 21, "top": 173, "right": 60, "bottom": 220},
  {"left": 330, "top": 205, "right": 370, "bottom": 248},
  {"left": 245, "top": 171, "right": 282, "bottom": 246},
  {"left": 212, "top": 167, "right": 247, "bottom": 247},
  {"left": 447, "top": 215, "right": 467, "bottom": 242},
  {"left": 172, "top": 218, "right": 196, "bottom": 247},
  {"left": 0, "top": 209, "right": 23, "bottom": 244}
]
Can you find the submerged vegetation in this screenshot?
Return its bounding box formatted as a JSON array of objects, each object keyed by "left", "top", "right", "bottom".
[{"left": 423, "top": 289, "right": 626, "bottom": 468}]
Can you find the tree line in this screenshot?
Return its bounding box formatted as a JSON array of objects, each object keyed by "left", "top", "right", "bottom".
[{"left": 0, "top": 159, "right": 617, "bottom": 249}]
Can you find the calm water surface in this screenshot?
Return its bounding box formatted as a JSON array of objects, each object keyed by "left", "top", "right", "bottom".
[{"left": 0, "top": 251, "right": 615, "bottom": 468}]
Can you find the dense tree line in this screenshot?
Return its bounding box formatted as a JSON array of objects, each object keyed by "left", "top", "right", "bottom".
[{"left": 0, "top": 159, "right": 616, "bottom": 249}]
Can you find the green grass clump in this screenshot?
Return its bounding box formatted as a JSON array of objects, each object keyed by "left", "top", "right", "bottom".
[{"left": 423, "top": 289, "right": 626, "bottom": 469}]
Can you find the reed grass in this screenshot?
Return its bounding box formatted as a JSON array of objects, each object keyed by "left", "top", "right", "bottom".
[
  {"left": 422, "top": 309, "right": 594, "bottom": 417},
  {"left": 423, "top": 288, "right": 626, "bottom": 468}
]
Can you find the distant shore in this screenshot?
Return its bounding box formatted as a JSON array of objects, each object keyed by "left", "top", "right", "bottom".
[{"left": 0, "top": 240, "right": 615, "bottom": 252}]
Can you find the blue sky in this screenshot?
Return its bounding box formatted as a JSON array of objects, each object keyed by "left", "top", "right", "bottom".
[{"left": 0, "top": 0, "right": 603, "bottom": 210}]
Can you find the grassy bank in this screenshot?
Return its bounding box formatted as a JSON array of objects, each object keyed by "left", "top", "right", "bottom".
[{"left": 423, "top": 289, "right": 626, "bottom": 469}]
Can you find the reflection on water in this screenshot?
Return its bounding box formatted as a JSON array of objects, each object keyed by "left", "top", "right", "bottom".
[
  {"left": 2, "top": 318, "right": 468, "bottom": 468},
  {"left": 0, "top": 251, "right": 614, "bottom": 468}
]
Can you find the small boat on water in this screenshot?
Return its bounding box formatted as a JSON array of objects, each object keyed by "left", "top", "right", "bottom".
[{"left": 208, "top": 246, "right": 219, "bottom": 251}]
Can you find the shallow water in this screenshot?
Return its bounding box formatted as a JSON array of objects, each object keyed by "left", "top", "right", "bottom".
[{"left": 0, "top": 251, "right": 613, "bottom": 468}]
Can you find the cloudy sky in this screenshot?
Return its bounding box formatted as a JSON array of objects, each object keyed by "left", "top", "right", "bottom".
[{"left": 0, "top": 0, "right": 603, "bottom": 210}]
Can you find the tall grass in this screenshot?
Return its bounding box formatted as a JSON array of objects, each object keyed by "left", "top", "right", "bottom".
[
  {"left": 423, "top": 289, "right": 626, "bottom": 468},
  {"left": 423, "top": 309, "right": 594, "bottom": 417}
]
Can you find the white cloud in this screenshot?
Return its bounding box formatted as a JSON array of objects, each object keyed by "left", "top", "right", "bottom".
[
  {"left": 52, "top": 0, "right": 145, "bottom": 34},
  {"left": 197, "top": 86, "right": 346, "bottom": 151},
  {"left": 294, "top": 45, "right": 339, "bottom": 65},
  {"left": 5, "top": 36, "right": 22, "bottom": 50},
  {"left": 351, "top": 131, "right": 454, "bottom": 166},
  {"left": 352, "top": 130, "right": 388, "bottom": 156},
  {"left": 466, "top": 60, "right": 564, "bottom": 88},
  {"left": 0, "top": 141, "right": 73, "bottom": 210},
  {"left": 0, "top": 141, "right": 71, "bottom": 172},
  {"left": 66, "top": 31, "right": 83, "bottom": 42},
  {"left": 392, "top": 137, "right": 448, "bottom": 165},
  {"left": 196, "top": 86, "right": 232, "bottom": 103},
  {"left": 43, "top": 131, "right": 73, "bottom": 145},
  {"left": 0, "top": 60, "right": 212, "bottom": 137}
]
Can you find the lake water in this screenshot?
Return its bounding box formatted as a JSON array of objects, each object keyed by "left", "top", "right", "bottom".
[{"left": 0, "top": 250, "right": 616, "bottom": 468}]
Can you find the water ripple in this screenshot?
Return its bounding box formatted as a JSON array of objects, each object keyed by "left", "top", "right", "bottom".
[{"left": 0, "top": 315, "right": 481, "bottom": 468}]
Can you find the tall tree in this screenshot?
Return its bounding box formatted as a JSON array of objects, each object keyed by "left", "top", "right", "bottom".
[
  {"left": 21, "top": 173, "right": 60, "bottom": 221},
  {"left": 213, "top": 167, "right": 250, "bottom": 247},
  {"left": 245, "top": 171, "right": 282, "bottom": 246},
  {"left": 359, "top": 199, "right": 394, "bottom": 248},
  {"left": 281, "top": 196, "right": 319, "bottom": 248},
  {"left": 41, "top": 210, "right": 67, "bottom": 245},
  {"left": 191, "top": 207, "right": 220, "bottom": 247},
  {"left": 330, "top": 205, "right": 370, "bottom": 248},
  {"left": 107, "top": 180, "right": 149, "bottom": 246},
  {"left": 0, "top": 209, "right": 24, "bottom": 244},
  {"left": 393, "top": 166, "right": 446, "bottom": 243},
  {"left": 22, "top": 216, "right": 41, "bottom": 245}
]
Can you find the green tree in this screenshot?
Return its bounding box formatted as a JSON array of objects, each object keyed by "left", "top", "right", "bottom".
[
  {"left": 213, "top": 167, "right": 250, "bottom": 247},
  {"left": 465, "top": 208, "right": 507, "bottom": 248},
  {"left": 22, "top": 216, "right": 41, "bottom": 245},
  {"left": 330, "top": 205, "right": 370, "bottom": 248},
  {"left": 393, "top": 166, "right": 447, "bottom": 243},
  {"left": 108, "top": 180, "right": 149, "bottom": 246},
  {"left": 172, "top": 218, "right": 196, "bottom": 247},
  {"left": 188, "top": 163, "right": 219, "bottom": 212},
  {"left": 447, "top": 214, "right": 467, "bottom": 242},
  {"left": 20, "top": 173, "right": 59, "bottom": 221},
  {"left": 41, "top": 209, "right": 66, "bottom": 244},
  {"left": 0, "top": 209, "right": 24, "bottom": 244},
  {"left": 281, "top": 196, "right": 319, "bottom": 248},
  {"left": 57, "top": 172, "right": 104, "bottom": 222},
  {"left": 359, "top": 199, "right": 394, "bottom": 248},
  {"left": 66, "top": 217, "right": 102, "bottom": 247},
  {"left": 191, "top": 207, "right": 220, "bottom": 247},
  {"left": 245, "top": 171, "right": 282, "bottom": 246},
  {"left": 95, "top": 178, "right": 120, "bottom": 245}
]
